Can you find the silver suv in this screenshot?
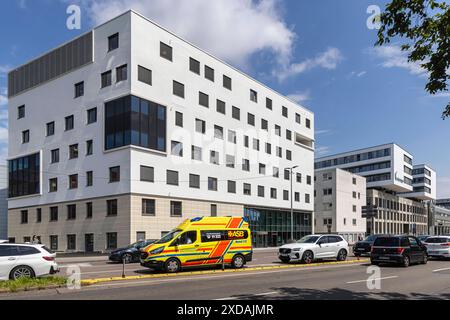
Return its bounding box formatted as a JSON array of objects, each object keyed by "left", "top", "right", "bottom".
[{"left": 278, "top": 235, "right": 349, "bottom": 264}]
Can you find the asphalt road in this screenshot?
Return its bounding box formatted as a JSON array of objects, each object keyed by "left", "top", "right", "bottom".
[
  {"left": 2, "top": 257, "right": 450, "bottom": 300},
  {"left": 55, "top": 248, "right": 362, "bottom": 280}
]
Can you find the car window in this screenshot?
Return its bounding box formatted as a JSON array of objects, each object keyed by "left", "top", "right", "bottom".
[
  {"left": 175, "top": 231, "right": 197, "bottom": 246},
  {"left": 400, "top": 237, "right": 410, "bottom": 247},
  {"left": 41, "top": 246, "right": 54, "bottom": 254},
  {"left": 374, "top": 237, "right": 400, "bottom": 247},
  {"left": 297, "top": 236, "right": 320, "bottom": 244},
  {"left": 408, "top": 237, "right": 419, "bottom": 246},
  {"left": 317, "top": 236, "right": 329, "bottom": 244},
  {"left": 0, "top": 245, "right": 19, "bottom": 257},
  {"left": 426, "top": 237, "right": 449, "bottom": 244},
  {"left": 17, "top": 246, "right": 40, "bottom": 256}
]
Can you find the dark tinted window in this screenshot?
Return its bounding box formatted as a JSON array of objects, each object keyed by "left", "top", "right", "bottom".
[
  {"left": 46, "top": 122, "right": 55, "bottom": 136},
  {"left": 199, "top": 92, "right": 209, "bottom": 108},
  {"left": 75, "top": 82, "right": 84, "bottom": 98},
  {"left": 17, "top": 246, "right": 40, "bottom": 256},
  {"left": 160, "top": 42, "right": 173, "bottom": 61},
  {"left": 101, "top": 70, "right": 112, "bottom": 88},
  {"left": 108, "top": 33, "right": 119, "bottom": 51},
  {"left": 138, "top": 66, "right": 152, "bottom": 85},
  {"left": 426, "top": 237, "right": 450, "bottom": 243},
  {"left": 223, "top": 75, "right": 232, "bottom": 90},
  {"left": 0, "top": 245, "right": 19, "bottom": 257},
  {"left": 205, "top": 65, "right": 214, "bottom": 82},
  {"left": 317, "top": 236, "right": 329, "bottom": 244},
  {"left": 190, "top": 58, "right": 200, "bottom": 74},
  {"left": 8, "top": 153, "right": 40, "bottom": 198},
  {"left": 173, "top": 81, "right": 185, "bottom": 98},
  {"left": 87, "top": 108, "right": 97, "bottom": 124},
  {"left": 176, "top": 231, "right": 197, "bottom": 246},
  {"left": 374, "top": 237, "right": 400, "bottom": 247},
  {"left": 116, "top": 64, "right": 127, "bottom": 82},
  {"left": 141, "top": 166, "right": 154, "bottom": 182}
]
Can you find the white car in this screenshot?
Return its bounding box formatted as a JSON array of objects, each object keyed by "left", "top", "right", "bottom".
[
  {"left": 278, "top": 235, "right": 349, "bottom": 264},
  {"left": 423, "top": 236, "right": 450, "bottom": 259},
  {"left": 0, "top": 243, "right": 59, "bottom": 281}
]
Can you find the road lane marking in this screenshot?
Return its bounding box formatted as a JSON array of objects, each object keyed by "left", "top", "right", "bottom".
[
  {"left": 432, "top": 267, "right": 450, "bottom": 273},
  {"left": 346, "top": 276, "right": 399, "bottom": 284},
  {"left": 216, "top": 292, "right": 278, "bottom": 300},
  {"left": 84, "top": 263, "right": 366, "bottom": 290}
]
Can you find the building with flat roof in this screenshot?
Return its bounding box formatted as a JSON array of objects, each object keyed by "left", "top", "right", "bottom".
[
  {"left": 7, "top": 10, "right": 315, "bottom": 251},
  {"left": 436, "top": 199, "right": 450, "bottom": 210},
  {"left": 315, "top": 143, "right": 432, "bottom": 236},
  {"left": 314, "top": 168, "right": 366, "bottom": 244},
  {"left": 428, "top": 203, "right": 450, "bottom": 235}
]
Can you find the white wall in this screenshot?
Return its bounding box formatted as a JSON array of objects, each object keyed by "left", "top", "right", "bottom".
[{"left": 0, "top": 165, "right": 7, "bottom": 239}]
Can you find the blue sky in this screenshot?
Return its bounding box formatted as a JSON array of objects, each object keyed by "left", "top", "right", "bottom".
[{"left": 0, "top": 0, "right": 449, "bottom": 197}]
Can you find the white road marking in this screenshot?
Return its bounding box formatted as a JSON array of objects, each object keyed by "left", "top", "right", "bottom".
[
  {"left": 346, "top": 276, "right": 399, "bottom": 284},
  {"left": 216, "top": 291, "right": 278, "bottom": 300},
  {"left": 432, "top": 267, "right": 450, "bottom": 273}
]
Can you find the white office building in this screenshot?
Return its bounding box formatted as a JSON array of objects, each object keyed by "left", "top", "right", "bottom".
[
  {"left": 6, "top": 10, "right": 315, "bottom": 251},
  {"left": 315, "top": 143, "right": 432, "bottom": 236},
  {"left": 314, "top": 168, "right": 366, "bottom": 243},
  {"left": 0, "top": 165, "right": 7, "bottom": 240}
]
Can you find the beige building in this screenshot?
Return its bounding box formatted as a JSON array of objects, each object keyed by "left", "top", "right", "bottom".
[{"left": 314, "top": 168, "right": 366, "bottom": 244}]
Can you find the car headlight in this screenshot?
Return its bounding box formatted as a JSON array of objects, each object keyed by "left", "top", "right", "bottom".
[
  {"left": 149, "top": 247, "right": 164, "bottom": 255},
  {"left": 292, "top": 248, "right": 302, "bottom": 252}
]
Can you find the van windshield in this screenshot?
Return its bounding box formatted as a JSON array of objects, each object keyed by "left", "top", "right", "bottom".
[
  {"left": 155, "top": 230, "right": 183, "bottom": 244},
  {"left": 297, "top": 236, "right": 320, "bottom": 244}
]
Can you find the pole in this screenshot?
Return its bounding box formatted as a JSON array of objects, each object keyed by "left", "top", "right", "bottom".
[
  {"left": 290, "top": 167, "right": 294, "bottom": 242},
  {"left": 122, "top": 256, "right": 125, "bottom": 278}
]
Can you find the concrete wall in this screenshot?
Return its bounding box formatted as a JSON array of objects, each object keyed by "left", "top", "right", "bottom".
[{"left": 0, "top": 165, "right": 7, "bottom": 239}]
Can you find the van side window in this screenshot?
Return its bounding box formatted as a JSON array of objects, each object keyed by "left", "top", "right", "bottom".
[{"left": 177, "top": 231, "right": 197, "bottom": 245}]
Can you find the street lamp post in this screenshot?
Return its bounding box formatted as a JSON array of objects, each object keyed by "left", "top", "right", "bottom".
[{"left": 287, "top": 165, "right": 299, "bottom": 242}]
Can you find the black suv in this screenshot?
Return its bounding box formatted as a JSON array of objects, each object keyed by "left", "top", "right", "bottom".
[
  {"left": 371, "top": 235, "right": 428, "bottom": 267},
  {"left": 353, "top": 234, "right": 389, "bottom": 257}
]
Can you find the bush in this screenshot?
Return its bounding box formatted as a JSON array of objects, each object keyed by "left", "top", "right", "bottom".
[{"left": 0, "top": 277, "right": 67, "bottom": 292}]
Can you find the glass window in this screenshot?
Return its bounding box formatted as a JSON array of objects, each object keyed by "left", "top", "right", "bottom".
[
  {"left": 106, "top": 233, "right": 117, "bottom": 249},
  {"left": 167, "top": 170, "right": 179, "bottom": 186},
  {"left": 107, "top": 200, "right": 118, "bottom": 216},
  {"left": 87, "top": 108, "right": 97, "bottom": 124},
  {"left": 282, "top": 106, "right": 288, "bottom": 118},
  {"left": 296, "top": 113, "right": 301, "bottom": 124},
  {"left": 266, "top": 98, "right": 272, "bottom": 110},
  {"left": 74, "top": 82, "right": 84, "bottom": 98},
  {"left": 210, "top": 151, "right": 220, "bottom": 165},
  {"left": 214, "top": 125, "right": 223, "bottom": 140},
  {"left": 191, "top": 146, "right": 202, "bottom": 161},
  {"left": 250, "top": 89, "right": 258, "bottom": 102},
  {"left": 226, "top": 155, "right": 235, "bottom": 168},
  {"left": 140, "top": 166, "right": 154, "bottom": 182},
  {"left": 205, "top": 65, "right": 214, "bottom": 82},
  {"left": 142, "top": 199, "right": 156, "bottom": 216},
  {"left": 171, "top": 141, "right": 183, "bottom": 157},
  {"left": 306, "top": 118, "right": 311, "bottom": 129},
  {"left": 46, "top": 122, "right": 55, "bottom": 136},
  {"left": 228, "top": 181, "right": 236, "bottom": 193},
  {"left": 243, "top": 183, "right": 251, "bottom": 196},
  {"left": 189, "top": 57, "right": 200, "bottom": 74},
  {"left": 208, "top": 177, "right": 218, "bottom": 191},
  {"left": 195, "top": 118, "right": 206, "bottom": 134},
  {"left": 65, "top": 115, "right": 74, "bottom": 131},
  {"left": 101, "top": 70, "right": 112, "bottom": 88},
  {"left": 69, "top": 144, "right": 78, "bottom": 159},
  {"left": 8, "top": 153, "right": 40, "bottom": 198},
  {"left": 21, "top": 210, "right": 28, "bottom": 224},
  {"left": 258, "top": 186, "right": 265, "bottom": 197},
  {"left": 86, "top": 140, "right": 93, "bottom": 156},
  {"left": 271, "top": 188, "right": 277, "bottom": 199},
  {"left": 216, "top": 99, "right": 226, "bottom": 114},
  {"left": 138, "top": 66, "right": 152, "bottom": 85},
  {"left": 67, "top": 204, "right": 76, "bottom": 220},
  {"left": 116, "top": 64, "right": 127, "bottom": 82},
  {"left": 108, "top": 33, "right": 119, "bottom": 51},
  {"left": 242, "top": 159, "right": 250, "bottom": 172},
  {"left": 36, "top": 208, "right": 42, "bottom": 223},
  {"left": 232, "top": 106, "right": 240, "bottom": 120},
  {"left": 173, "top": 81, "right": 185, "bottom": 98},
  {"left": 109, "top": 166, "right": 120, "bottom": 183},
  {"left": 175, "top": 111, "right": 183, "bottom": 127},
  {"left": 50, "top": 207, "right": 58, "bottom": 221},
  {"left": 49, "top": 178, "right": 58, "bottom": 193},
  {"left": 50, "top": 235, "right": 58, "bottom": 251},
  {"left": 18, "top": 105, "right": 25, "bottom": 119},
  {"left": 223, "top": 75, "right": 232, "bottom": 90},
  {"left": 86, "top": 171, "right": 93, "bottom": 187},
  {"left": 69, "top": 174, "right": 78, "bottom": 189},
  {"left": 199, "top": 92, "right": 209, "bottom": 108},
  {"left": 228, "top": 130, "right": 237, "bottom": 144},
  {"left": 160, "top": 42, "right": 173, "bottom": 61},
  {"left": 22, "top": 130, "right": 30, "bottom": 144},
  {"left": 211, "top": 204, "right": 217, "bottom": 217},
  {"left": 51, "top": 149, "right": 59, "bottom": 164},
  {"left": 189, "top": 174, "right": 200, "bottom": 189},
  {"left": 261, "top": 119, "right": 268, "bottom": 130},
  {"left": 248, "top": 113, "right": 255, "bottom": 126},
  {"left": 170, "top": 201, "right": 182, "bottom": 217}
]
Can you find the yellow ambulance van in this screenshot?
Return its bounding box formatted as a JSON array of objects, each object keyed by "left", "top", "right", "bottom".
[{"left": 140, "top": 216, "right": 253, "bottom": 273}]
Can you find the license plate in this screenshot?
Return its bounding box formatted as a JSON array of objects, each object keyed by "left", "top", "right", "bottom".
[
  {"left": 357, "top": 248, "right": 365, "bottom": 251},
  {"left": 280, "top": 254, "right": 289, "bottom": 257}
]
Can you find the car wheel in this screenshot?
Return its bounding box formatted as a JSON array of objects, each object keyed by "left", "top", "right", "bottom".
[
  {"left": 164, "top": 258, "right": 181, "bottom": 273},
  {"left": 231, "top": 255, "right": 245, "bottom": 269},
  {"left": 10, "top": 265, "right": 35, "bottom": 280},
  {"left": 301, "top": 251, "right": 314, "bottom": 264},
  {"left": 337, "top": 249, "right": 347, "bottom": 261},
  {"left": 402, "top": 255, "right": 410, "bottom": 268},
  {"left": 122, "top": 253, "right": 133, "bottom": 264}
]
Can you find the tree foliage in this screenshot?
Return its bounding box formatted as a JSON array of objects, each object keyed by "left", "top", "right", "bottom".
[{"left": 376, "top": 0, "right": 449, "bottom": 119}]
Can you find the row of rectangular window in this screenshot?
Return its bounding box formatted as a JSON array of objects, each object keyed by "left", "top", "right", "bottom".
[{"left": 48, "top": 167, "right": 119, "bottom": 192}]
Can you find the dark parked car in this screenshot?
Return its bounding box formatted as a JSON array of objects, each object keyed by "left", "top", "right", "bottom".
[
  {"left": 371, "top": 235, "right": 428, "bottom": 267},
  {"left": 353, "top": 234, "right": 389, "bottom": 257},
  {"left": 109, "top": 239, "right": 157, "bottom": 263}
]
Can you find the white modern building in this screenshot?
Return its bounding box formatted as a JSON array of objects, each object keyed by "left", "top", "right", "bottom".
[
  {"left": 314, "top": 168, "right": 366, "bottom": 243},
  {"left": 6, "top": 10, "right": 315, "bottom": 251},
  {"left": 315, "top": 143, "right": 433, "bottom": 236},
  {"left": 0, "top": 165, "right": 7, "bottom": 240}
]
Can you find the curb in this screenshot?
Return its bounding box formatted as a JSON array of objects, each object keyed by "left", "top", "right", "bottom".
[
  {"left": 81, "top": 259, "right": 370, "bottom": 286},
  {"left": 0, "top": 284, "right": 65, "bottom": 294}
]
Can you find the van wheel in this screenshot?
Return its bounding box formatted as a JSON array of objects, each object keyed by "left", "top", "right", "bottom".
[
  {"left": 232, "top": 255, "right": 245, "bottom": 269},
  {"left": 10, "top": 265, "right": 35, "bottom": 280},
  {"left": 301, "top": 251, "right": 314, "bottom": 264},
  {"left": 164, "top": 258, "right": 181, "bottom": 273},
  {"left": 337, "top": 249, "right": 347, "bottom": 261},
  {"left": 402, "top": 255, "right": 410, "bottom": 268}
]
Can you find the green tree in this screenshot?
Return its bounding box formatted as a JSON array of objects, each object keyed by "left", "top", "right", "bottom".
[{"left": 376, "top": 0, "right": 449, "bottom": 119}]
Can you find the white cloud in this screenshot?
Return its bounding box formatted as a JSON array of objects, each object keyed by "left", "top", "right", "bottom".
[
  {"left": 438, "top": 177, "right": 450, "bottom": 198},
  {"left": 370, "top": 45, "right": 426, "bottom": 76},
  {"left": 276, "top": 47, "right": 343, "bottom": 81},
  {"left": 287, "top": 90, "right": 311, "bottom": 104},
  {"left": 74, "top": 0, "right": 295, "bottom": 68},
  {"left": 0, "top": 65, "right": 11, "bottom": 77},
  {"left": 315, "top": 146, "right": 331, "bottom": 157},
  {"left": 0, "top": 87, "right": 7, "bottom": 107},
  {"left": 315, "top": 129, "right": 331, "bottom": 135}
]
